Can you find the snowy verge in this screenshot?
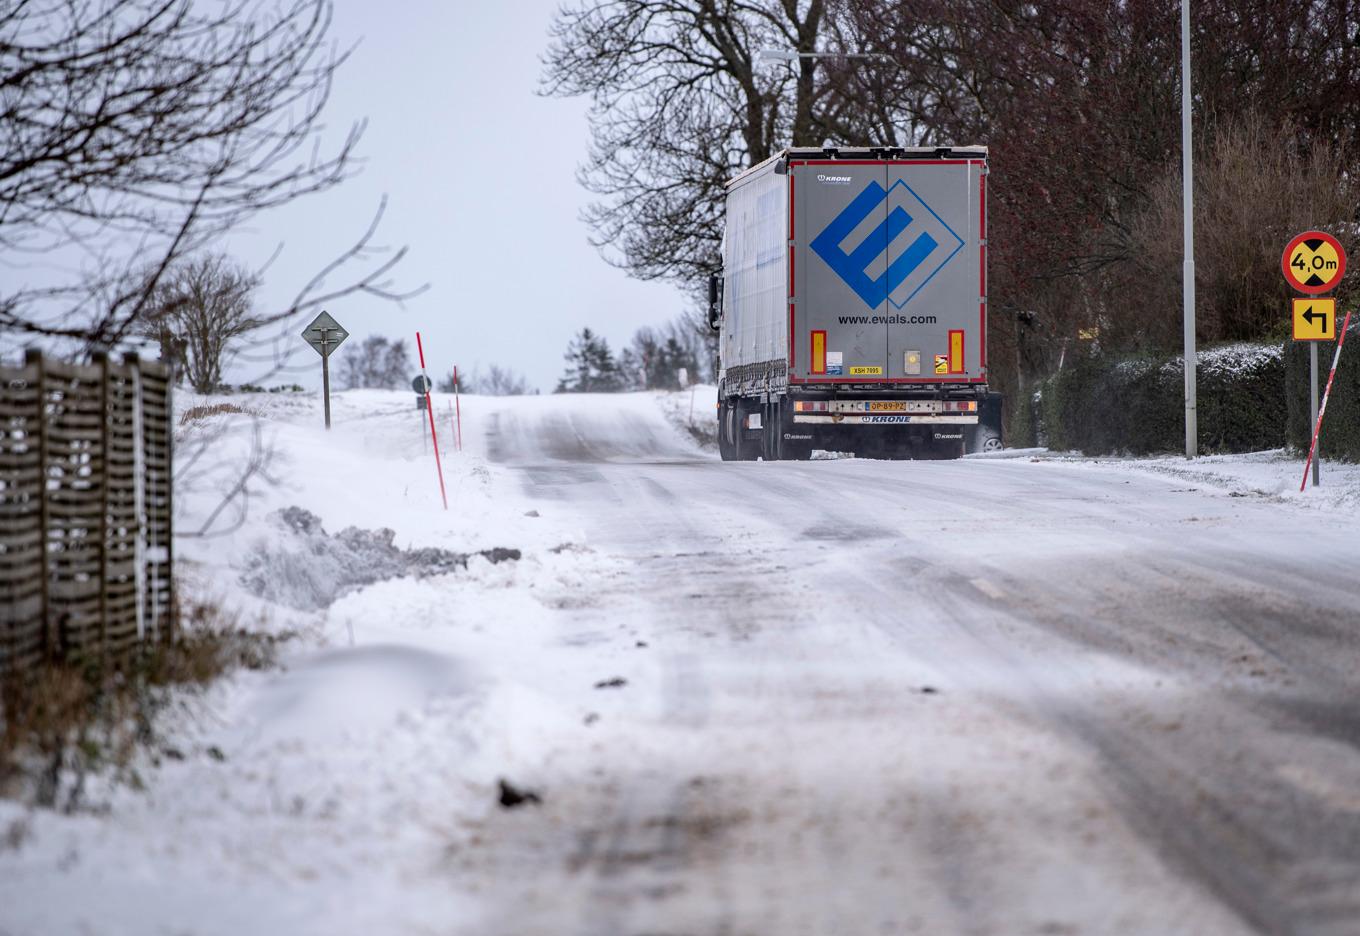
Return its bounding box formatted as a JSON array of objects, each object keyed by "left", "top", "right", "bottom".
[
  {"left": 1024, "top": 448, "right": 1360, "bottom": 514},
  {"left": 654, "top": 383, "right": 718, "bottom": 450},
  {"left": 0, "top": 388, "right": 627, "bottom": 936}
]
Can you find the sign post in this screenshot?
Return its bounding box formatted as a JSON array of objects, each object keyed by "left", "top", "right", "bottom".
[
  {"left": 414, "top": 334, "right": 448, "bottom": 510},
  {"left": 301, "top": 311, "right": 349, "bottom": 429},
  {"left": 1310, "top": 342, "right": 1319, "bottom": 486},
  {"left": 413, "top": 374, "right": 432, "bottom": 452},
  {"left": 1283, "top": 231, "right": 1347, "bottom": 487}
]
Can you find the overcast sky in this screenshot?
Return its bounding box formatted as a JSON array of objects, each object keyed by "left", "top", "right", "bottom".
[{"left": 225, "top": 0, "right": 688, "bottom": 392}]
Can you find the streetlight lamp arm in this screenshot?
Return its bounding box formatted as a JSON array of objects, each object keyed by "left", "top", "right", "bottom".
[{"left": 756, "top": 49, "right": 892, "bottom": 64}]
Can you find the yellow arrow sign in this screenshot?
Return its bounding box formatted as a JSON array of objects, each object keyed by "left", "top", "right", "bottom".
[{"left": 1293, "top": 298, "right": 1336, "bottom": 341}]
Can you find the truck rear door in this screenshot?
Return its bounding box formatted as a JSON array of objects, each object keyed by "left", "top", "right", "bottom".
[
  {"left": 794, "top": 162, "right": 889, "bottom": 381},
  {"left": 792, "top": 158, "right": 986, "bottom": 385},
  {"left": 884, "top": 160, "right": 985, "bottom": 383}
]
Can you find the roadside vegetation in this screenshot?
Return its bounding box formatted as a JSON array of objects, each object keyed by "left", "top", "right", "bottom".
[
  {"left": 0, "top": 598, "right": 290, "bottom": 813},
  {"left": 556, "top": 319, "right": 708, "bottom": 393}
]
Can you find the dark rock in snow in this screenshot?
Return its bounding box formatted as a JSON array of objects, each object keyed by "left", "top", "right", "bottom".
[
  {"left": 594, "top": 677, "right": 628, "bottom": 689},
  {"left": 635, "top": 641, "right": 648, "bottom": 648},
  {"left": 524, "top": 510, "right": 540, "bottom": 517},
  {"left": 498, "top": 778, "right": 542, "bottom": 809},
  {"left": 583, "top": 712, "right": 600, "bottom": 725},
  {"left": 919, "top": 686, "right": 940, "bottom": 695}
]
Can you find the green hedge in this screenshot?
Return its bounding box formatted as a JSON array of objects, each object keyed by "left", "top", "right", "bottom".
[
  {"left": 1035, "top": 342, "right": 1287, "bottom": 455},
  {"left": 1285, "top": 318, "right": 1360, "bottom": 461}
]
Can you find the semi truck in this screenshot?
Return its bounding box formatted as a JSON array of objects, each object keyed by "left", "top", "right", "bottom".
[{"left": 708, "top": 146, "right": 1000, "bottom": 460}]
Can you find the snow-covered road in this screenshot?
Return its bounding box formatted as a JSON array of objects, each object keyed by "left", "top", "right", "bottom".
[
  {"left": 4, "top": 389, "right": 1359, "bottom": 936},
  {"left": 477, "top": 393, "right": 1360, "bottom": 935}
]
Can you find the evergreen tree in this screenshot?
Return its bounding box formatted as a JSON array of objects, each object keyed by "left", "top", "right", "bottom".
[{"left": 556, "top": 328, "right": 623, "bottom": 392}]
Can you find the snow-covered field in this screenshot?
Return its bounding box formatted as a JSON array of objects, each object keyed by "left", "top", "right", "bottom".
[{"left": 3, "top": 387, "right": 1359, "bottom": 936}]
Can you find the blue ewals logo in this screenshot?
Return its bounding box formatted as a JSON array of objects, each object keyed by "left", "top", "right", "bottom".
[{"left": 810, "top": 180, "right": 964, "bottom": 310}]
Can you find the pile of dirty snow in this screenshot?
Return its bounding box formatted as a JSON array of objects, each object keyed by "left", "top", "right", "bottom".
[{"left": 240, "top": 506, "right": 520, "bottom": 610}]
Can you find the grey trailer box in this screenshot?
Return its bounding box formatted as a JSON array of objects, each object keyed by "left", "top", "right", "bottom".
[{"left": 721, "top": 147, "right": 988, "bottom": 388}]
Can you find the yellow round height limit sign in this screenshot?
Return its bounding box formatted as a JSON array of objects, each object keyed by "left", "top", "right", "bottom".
[{"left": 1282, "top": 231, "right": 1346, "bottom": 295}]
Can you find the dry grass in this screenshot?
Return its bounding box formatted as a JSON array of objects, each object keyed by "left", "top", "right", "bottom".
[
  {"left": 179, "top": 402, "right": 255, "bottom": 425},
  {"left": 0, "top": 597, "right": 291, "bottom": 811}
]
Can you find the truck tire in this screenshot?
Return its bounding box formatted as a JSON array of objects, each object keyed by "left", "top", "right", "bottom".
[
  {"left": 968, "top": 427, "right": 1003, "bottom": 454},
  {"left": 760, "top": 401, "right": 776, "bottom": 461},
  {"left": 732, "top": 400, "right": 759, "bottom": 461},
  {"left": 718, "top": 400, "right": 738, "bottom": 461}
]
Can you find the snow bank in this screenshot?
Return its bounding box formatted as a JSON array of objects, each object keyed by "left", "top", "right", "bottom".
[
  {"left": 239, "top": 506, "right": 519, "bottom": 610},
  {"left": 654, "top": 383, "right": 718, "bottom": 449},
  {"left": 1027, "top": 448, "right": 1360, "bottom": 514}
]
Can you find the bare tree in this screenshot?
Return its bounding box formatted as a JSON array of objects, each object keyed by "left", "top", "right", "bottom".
[
  {"left": 139, "top": 253, "right": 261, "bottom": 393},
  {"left": 338, "top": 336, "right": 412, "bottom": 390},
  {"left": 1119, "top": 113, "right": 1356, "bottom": 348},
  {"left": 478, "top": 365, "right": 530, "bottom": 396},
  {"left": 541, "top": 1, "right": 887, "bottom": 289},
  {"left": 0, "top": 0, "right": 419, "bottom": 352},
  {"left": 435, "top": 368, "right": 465, "bottom": 393},
  {"left": 621, "top": 321, "right": 705, "bottom": 390}
]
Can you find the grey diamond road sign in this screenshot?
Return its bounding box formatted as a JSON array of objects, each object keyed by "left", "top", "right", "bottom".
[
  {"left": 301, "top": 311, "right": 349, "bottom": 356},
  {"left": 301, "top": 311, "right": 348, "bottom": 430}
]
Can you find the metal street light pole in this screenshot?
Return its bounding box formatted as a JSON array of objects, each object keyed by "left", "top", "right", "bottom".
[{"left": 1181, "top": 1, "right": 1197, "bottom": 458}]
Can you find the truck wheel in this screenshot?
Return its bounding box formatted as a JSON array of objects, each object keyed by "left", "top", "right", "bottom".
[
  {"left": 967, "top": 427, "right": 1003, "bottom": 454},
  {"left": 718, "top": 400, "right": 737, "bottom": 461},
  {"left": 732, "top": 400, "right": 759, "bottom": 461}
]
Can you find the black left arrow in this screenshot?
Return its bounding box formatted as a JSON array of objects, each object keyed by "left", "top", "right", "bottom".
[{"left": 1301, "top": 305, "right": 1329, "bottom": 328}]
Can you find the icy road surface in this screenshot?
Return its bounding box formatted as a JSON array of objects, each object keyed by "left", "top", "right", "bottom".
[
  {"left": 3, "top": 388, "right": 1359, "bottom": 936},
  {"left": 480, "top": 393, "right": 1360, "bottom": 936}
]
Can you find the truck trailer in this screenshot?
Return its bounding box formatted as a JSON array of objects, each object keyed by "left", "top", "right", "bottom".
[{"left": 708, "top": 146, "right": 999, "bottom": 460}]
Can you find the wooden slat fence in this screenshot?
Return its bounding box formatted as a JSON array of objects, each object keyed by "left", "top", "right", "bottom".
[{"left": 1, "top": 350, "right": 174, "bottom": 674}]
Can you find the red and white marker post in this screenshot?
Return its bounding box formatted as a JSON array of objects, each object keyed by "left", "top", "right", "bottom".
[
  {"left": 1300, "top": 309, "right": 1353, "bottom": 493},
  {"left": 415, "top": 331, "right": 448, "bottom": 510}
]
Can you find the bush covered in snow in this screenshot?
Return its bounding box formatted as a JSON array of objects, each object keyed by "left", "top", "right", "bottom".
[
  {"left": 1035, "top": 342, "right": 1287, "bottom": 455},
  {"left": 1286, "top": 317, "right": 1360, "bottom": 462}
]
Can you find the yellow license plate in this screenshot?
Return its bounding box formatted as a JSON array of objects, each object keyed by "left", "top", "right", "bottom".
[
  {"left": 869, "top": 401, "right": 906, "bottom": 411},
  {"left": 849, "top": 366, "right": 883, "bottom": 376}
]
